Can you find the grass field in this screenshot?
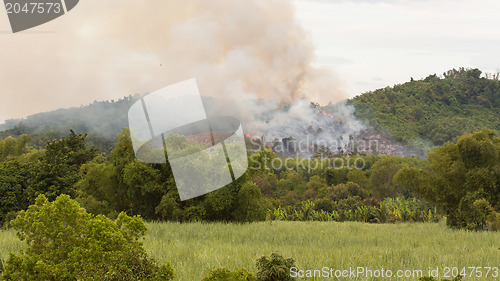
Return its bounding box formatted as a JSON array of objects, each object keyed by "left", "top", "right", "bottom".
[{"left": 1, "top": 221, "right": 499, "bottom": 280}]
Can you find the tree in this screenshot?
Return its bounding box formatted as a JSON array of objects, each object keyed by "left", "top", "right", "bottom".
[
  {"left": 348, "top": 68, "right": 500, "bottom": 148},
  {"left": 232, "top": 182, "right": 270, "bottom": 222},
  {"left": 155, "top": 192, "right": 183, "bottom": 221},
  {"left": 3, "top": 194, "right": 174, "bottom": 280},
  {"left": 369, "top": 156, "right": 406, "bottom": 199},
  {"left": 30, "top": 130, "right": 98, "bottom": 201},
  {"left": 0, "top": 160, "right": 35, "bottom": 225},
  {"left": 0, "top": 135, "right": 31, "bottom": 161},
  {"left": 397, "top": 129, "right": 499, "bottom": 230}
]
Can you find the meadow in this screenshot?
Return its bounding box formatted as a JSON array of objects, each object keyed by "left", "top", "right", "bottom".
[{"left": 1, "top": 221, "right": 499, "bottom": 280}]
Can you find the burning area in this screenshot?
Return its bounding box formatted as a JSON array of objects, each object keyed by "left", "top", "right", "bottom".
[{"left": 0, "top": 0, "right": 420, "bottom": 159}]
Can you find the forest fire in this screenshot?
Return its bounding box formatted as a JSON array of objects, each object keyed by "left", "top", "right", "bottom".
[
  {"left": 237, "top": 102, "right": 358, "bottom": 158},
  {"left": 245, "top": 133, "right": 259, "bottom": 141},
  {"left": 316, "top": 110, "right": 344, "bottom": 123}
]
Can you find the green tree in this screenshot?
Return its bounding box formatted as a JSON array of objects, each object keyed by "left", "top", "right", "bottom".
[
  {"left": 232, "top": 182, "right": 270, "bottom": 222},
  {"left": 398, "top": 129, "right": 499, "bottom": 229},
  {"left": 30, "top": 130, "right": 97, "bottom": 201},
  {"left": 3, "top": 194, "right": 174, "bottom": 281},
  {"left": 369, "top": 157, "right": 406, "bottom": 199},
  {"left": 155, "top": 191, "right": 183, "bottom": 221},
  {"left": 348, "top": 68, "right": 500, "bottom": 147},
  {"left": 0, "top": 135, "right": 31, "bottom": 161},
  {"left": 0, "top": 160, "right": 35, "bottom": 225}
]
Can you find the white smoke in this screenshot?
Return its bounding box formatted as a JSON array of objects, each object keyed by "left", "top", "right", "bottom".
[
  {"left": 1, "top": 0, "right": 366, "bottom": 155},
  {"left": 0, "top": 0, "right": 345, "bottom": 119}
]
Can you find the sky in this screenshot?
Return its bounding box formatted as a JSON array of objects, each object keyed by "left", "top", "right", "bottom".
[
  {"left": 0, "top": 0, "right": 499, "bottom": 124},
  {"left": 293, "top": 0, "right": 500, "bottom": 95}
]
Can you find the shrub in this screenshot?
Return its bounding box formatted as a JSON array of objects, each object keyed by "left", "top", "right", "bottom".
[
  {"left": 256, "top": 253, "right": 296, "bottom": 281},
  {"left": 487, "top": 212, "right": 500, "bottom": 231},
  {"left": 2, "top": 194, "right": 173, "bottom": 281},
  {"left": 458, "top": 196, "right": 497, "bottom": 230},
  {"left": 202, "top": 268, "right": 257, "bottom": 281}
]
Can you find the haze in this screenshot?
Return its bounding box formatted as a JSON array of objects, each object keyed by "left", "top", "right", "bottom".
[{"left": 1, "top": 0, "right": 499, "bottom": 124}]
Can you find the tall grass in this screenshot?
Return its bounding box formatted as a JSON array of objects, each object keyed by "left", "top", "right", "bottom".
[
  {"left": 0, "top": 230, "right": 24, "bottom": 262},
  {"left": 2, "top": 221, "right": 499, "bottom": 280},
  {"left": 143, "top": 221, "right": 499, "bottom": 280}
]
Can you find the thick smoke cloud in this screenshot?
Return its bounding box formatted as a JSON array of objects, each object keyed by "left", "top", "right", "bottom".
[{"left": 0, "top": 0, "right": 345, "bottom": 123}]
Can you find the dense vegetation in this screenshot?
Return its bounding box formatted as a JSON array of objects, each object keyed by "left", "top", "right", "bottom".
[
  {"left": 2, "top": 194, "right": 173, "bottom": 280},
  {"left": 0, "top": 67, "right": 498, "bottom": 279},
  {"left": 348, "top": 68, "right": 500, "bottom": 146},
  {"left": 0, "top": 129, "right": 429, "bottom": 226},
  {"left": 0, "top": 96, "right": 139, "bottom": 152},
  {"left": 0, "top": 129, "right": 271, "bottom": 226},
  {"left": 396, "top": 128, "right": 500, "bottom": 230},
  {"left": 1, "top": 68, "right": 498, "bottom": 154},
  {"left": 0, "top": 128, "right": 498, "bottom": 231}
]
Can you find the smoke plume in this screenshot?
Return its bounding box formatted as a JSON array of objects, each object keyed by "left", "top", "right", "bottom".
[
  {"left": 1, "top": 0, "right": 345, "bottom": 120},
  {"left": 1, "top": 0, "right": 368, "bottom": 156}
]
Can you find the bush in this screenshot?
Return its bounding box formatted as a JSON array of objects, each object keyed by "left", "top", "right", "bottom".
[
  {"left": 458, "top": 197, "right": 497, "bottom": 231},
  {"left": 202, "top": 268, "right": 257, "bottom": 281},
  {"left": 487, "top": 212, "right": 500, "bottom": 231},
  {"left": 256, "top": 253, "right": 296, "bottom": 281},
  {"left": 2, "top": 194, "right": 173, "bottom": 281}
]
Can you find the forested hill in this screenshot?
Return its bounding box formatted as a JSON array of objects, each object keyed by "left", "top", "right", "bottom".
[
  {"left": 347, "top": 68, "right": 500, "bottom": 146},
  {"left": 1, "top": 68, "right": 498, "bottom": 152},
  {"left": 0, "top": 95, "right": 140, "bottom": 152}
]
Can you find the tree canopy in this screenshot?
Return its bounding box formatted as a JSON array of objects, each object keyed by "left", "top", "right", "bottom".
[
  {"left": 395, "top": 129, "right": 500, "bottom": 230},
  {"left": 2, "top": 194, "right": 174, "bottom": 281},
  {"left": 348, "top": 68, "right": 500, "bottom": 146}
]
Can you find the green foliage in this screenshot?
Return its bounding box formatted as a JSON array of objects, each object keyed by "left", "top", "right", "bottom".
[
  {"left": 3, "top": 221, "right": 500, "bottom": 280},
  {"left": 270, "top": 197, "right": 438, "bottom": 223},
  {"left": 233, "top": 182, "right": 270, "bottom": 222},
  {"left": 0, "top": 135, "right": 31, "bottom": 161},
  {"left": 2, "top": 194, "right": 173, "bottom": 281},
  {"left": 397, "top": 129, "right": 499, "bottom": 230},
  {"left": 201, "top": 253, "right": 296, "bottom": 281},
  {"left": 348, "top": 68, "right": 500, "bottom": 146},
  {"left": 0, "top": 126, "right": 493, "bottom": 231},
  {"left": 369, "top": 157, "right": 407, "bottom": 199},
  {"left": 0, "top": 132, "right": 97, "bottom": 226},
  {"left": 0, "top": 95, "right": 139, "bottom": 153},
  {"left": 31, "top": 130, "right": 97, "bottom": 200},
  {"left": 75, "top": 129, "right": 270, "bottom": 223},
  {"left": 202, "top": 268, "right": 256, "bottom": 281},
  {"left": 0, "top": 160, "right": 34, "bottom": 226},
  {"left": 256, "top": 253, "right": 296, "bottom": 281}
]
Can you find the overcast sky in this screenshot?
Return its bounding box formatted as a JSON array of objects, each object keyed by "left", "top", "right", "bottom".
[
  {"left": 293, "top": 0, "right": 500, "bottom": 95},
  {"left": 1, "top": 0, "right": 499, "bottom": 124}
]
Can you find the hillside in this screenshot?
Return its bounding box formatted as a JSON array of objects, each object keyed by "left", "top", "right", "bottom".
[
  {"left": 0, "top": 95, "right": 139, "bottom": 152},
  {"left": 1, "top": 68, "right": 498, "bottom": 153},
  {"left": 347, "top": 68, "right": 500, "bottom": 146}
]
